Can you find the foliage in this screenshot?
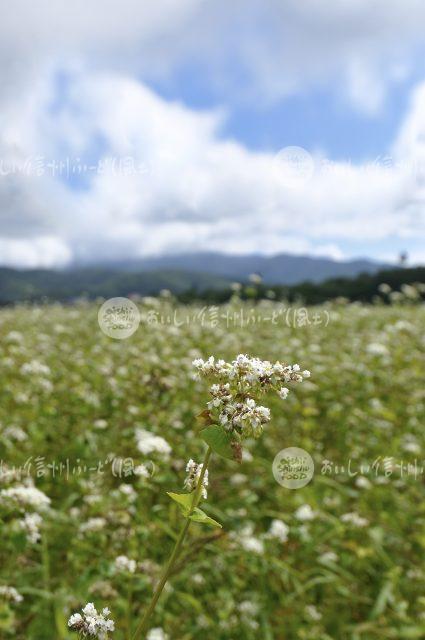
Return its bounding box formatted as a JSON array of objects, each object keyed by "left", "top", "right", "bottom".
[{"left": 0, "top": 298, "right": 424, "bottom": 639}]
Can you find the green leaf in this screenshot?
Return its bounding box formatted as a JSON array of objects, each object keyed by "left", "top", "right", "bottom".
[
  {"left": 167, "top": 492, "right": 194, "bottom": 516},
  {"left": 189, "top": 507, "right": 222, "bottom": 528},
  {"left": 167, "top": 492, "right": 222, "bottom": 527},
  {"left": 201, "top": 424, "right": 236, "bottom": 461}
]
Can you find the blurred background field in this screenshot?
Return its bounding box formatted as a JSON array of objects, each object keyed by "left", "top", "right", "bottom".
[{"left": 0, "top": 296, "right": 424, "bottom": 639}]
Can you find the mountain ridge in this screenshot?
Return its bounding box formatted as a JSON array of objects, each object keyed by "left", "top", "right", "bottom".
[{"left": 67, "top": 251, "right": 389, "bottom": 285}]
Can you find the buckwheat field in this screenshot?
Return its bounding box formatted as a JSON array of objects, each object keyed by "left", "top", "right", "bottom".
[{"left": 1, "top": 296, "right": 424, "bottom": 640}]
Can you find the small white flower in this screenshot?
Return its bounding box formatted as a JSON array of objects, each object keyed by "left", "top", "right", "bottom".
[
  {"left": 232, "top": 524, "right": 264, "bottom": 554},
  {"left": 82, "top": 602, "right": 97, "bottom": 617},
  {"left": 239, "top": 600, "right": 259, "bottom": 616},
  {"left": 0, "top": 586, "right": 23, "bottom": 604},
  {"left": 5, "top": 330, "right": 23, "bottom": 343},
  {"left": 319, "top": 551, "right": 338, "bottom": 563},
  {"left": 295, "top": 504, "right": 316, "bottom": 521},
  {"left": 230, "top": 473, "right": 247, "bottom": 486},
  {"left": 3, "top": 426, "right": 27, "bottom": 441},
  {"left": 355, "top": 476, "right": 372, "bottom": 489},
  {"left": 367, "top": 343, "right": 389, "bottom": 356},
  {"left": 114, "top": 555, "right": 137, "bottom": 574},
  {"left": 278, "top": 387, "right": 290, "bottom": 400},
  {"left": 68, "top": 613, "right": 83, "bottom": 627},
  {"left": 80, "top": 517, "right": 107, "bottom": 534},
  {"left": 341, "top": 512, "right": 369, "bottom": 528},
  {"left": 68, "top": 602, "right": 114, "bottom": 638},
  {"left": 184, "top": 459, "right": 208, "bottom": 499},
  {"left": 239, "top": 600, "right": 259, "bottom": 628},
  {"left": 94, "top": 419, "right": 108, "bottom": 430},
  {"left": 0, "top": 485, "right": 50, "bottom": 511},
  {"left": 20, "top": 360, "right": 51, "bottom": 376},
  {"left": 118, "top": 484, "right": 136, "bottom": 501},
  {"left": 133, "top": 464, "right": 150, "bottom": 478},
  {"left": 136, "top": 429, "right": 171, "bottom": 458},
  {"left": 268, "top": 519, "right": 289, "bottom": 543},
  {"left": 147, "top": 628, "right": 169, "bottom": 640},
  {"left": 240, "top": 535, "right": 264, "bottom": 554},
  {"left": 20, "top": 512, "right": 43, "bottom": 544},
  {"left": 305, "top": 604, "right": 322, "bottom": 621}
]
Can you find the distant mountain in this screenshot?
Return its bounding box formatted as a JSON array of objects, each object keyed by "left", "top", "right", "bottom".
[
  {"left": 0, "top": 253, "right": 394, "bottom": 304},
  {"left": 0, "top": 262, "right": 421, "bottom": 306},
  {"left": 77, "top": 252, "right": 389, "bottom": 285}
]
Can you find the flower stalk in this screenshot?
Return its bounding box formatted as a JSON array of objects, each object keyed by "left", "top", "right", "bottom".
[
  {"left": 68, "top": 354, "right": 310, "bottom": 640},
  {"left": 132, "top": 447, "right": 212, "bottom": 640}
]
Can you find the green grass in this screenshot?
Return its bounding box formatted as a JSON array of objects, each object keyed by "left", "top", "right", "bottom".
[{"left": 0, "top": 299, "right": 424, "bottom": 639}]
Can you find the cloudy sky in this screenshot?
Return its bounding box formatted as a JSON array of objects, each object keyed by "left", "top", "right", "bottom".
[{"left": 1, "top": 0, "right": 425, "bottom": 267}]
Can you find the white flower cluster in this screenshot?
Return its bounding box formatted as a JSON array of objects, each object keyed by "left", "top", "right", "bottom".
[
  {"left": 184, "top": 459, "right": 208, "bottom": 499},
  {"left": 19, "top": 512, "right": 43, "bottom": 544},
  {"left": 230, "top": 523, "right": 264, "bottom": 555},
  {"left": 147, "top": 628, "right": 169, "bottom": 640},
  {"left": 80, "top": 517, "right": 107, "bottom": 534},
  {"left": 136, "top": 428, "right": 171, "bottom": 458},
  {"left": 114, "top": 555, "right": 136, "bottom": 574},
  {"left": 0, "top": 464, "right": 22, "bottom": 485},
  {"left": 193, "top": 354, "right": 310, "bottom": 387},
  {"left": 239, "top": 600, "right": 260, "bottom": 630},
  {"left": 0, "top": 482, "right": 49, "bottom": 544},
  {"left": 268, "top": 519, "right": 289, "bottom": 543},
  {"left": 341, "top": 512, "right": 369, "bottom": 528},
  {"left": 133, "top": 463, "right": 151, "bottom": 478},
  {"left": 193, "top": 355, "right": 310, "bottom": 438},
  {"left": 20, "top": 360, "right": 51, "bottom": 376},
  {"left": 231, "top": 519, "right": 291, "bottom": 555},
  {"left": 0, "top": 485, "right": 51, "bottom": 511},
  {"left": 68, "top": 603, "right": 114, "bottom": 638},
  {"left": 0, "top": 585, "right": 23, "bottom": 603},
  {"left": 295, "top": 504, "right": 316, "bottom": 521}
]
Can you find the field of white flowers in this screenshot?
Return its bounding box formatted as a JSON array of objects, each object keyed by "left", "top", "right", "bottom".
[{"left": 0, "top": 297, "right": 424, "bottom": 639}]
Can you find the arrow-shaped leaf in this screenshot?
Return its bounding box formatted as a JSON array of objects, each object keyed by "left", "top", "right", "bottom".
[
  {"left": 167, "top": 491, "right": 195, "bottom": 516},
  {"left": 189, "top": 507, "right": 222, "bottom": 528}
]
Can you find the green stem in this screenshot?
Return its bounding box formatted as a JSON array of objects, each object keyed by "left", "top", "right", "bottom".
[
  {"left": 126, "top": 579, "right": 133, "bottom": 640},
  {"left": 41, "top": 533, "right": 50, "bottom": 595},
  {"left": 132, "top": 447, "right": 212, "bottom": 640},
  {"left": 42, "top": 531, "right": 64, "bottom": 639}
]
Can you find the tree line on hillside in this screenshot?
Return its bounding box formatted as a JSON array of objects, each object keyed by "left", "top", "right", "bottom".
[
  {"left": 178, "top": 267, "right": 425, "bottom": 305},
  {"left": 0, "top": 265, "right": 423, "bottom": 305}
]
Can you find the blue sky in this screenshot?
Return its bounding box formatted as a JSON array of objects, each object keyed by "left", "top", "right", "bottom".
[
  {"left": 150, "top": 33, "right": 425, "bottom": 164},
  {"left": 150, "top": 63, "right": 414, "bottom": 162},
  {"left": 0, "top": 1, "right": 424, "bottom": 267}
]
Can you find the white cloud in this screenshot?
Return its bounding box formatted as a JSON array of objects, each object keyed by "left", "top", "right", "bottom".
[
  {"left": 0, "top": 237, "right": 71, "bottom": 269},
  {"left": 0, "top": 1, "right": 425, "bottom": 110},
  {"left": 0, "top": 68, "right": 424, "bottom": 266},
  {"left": 0, "top": 2, "right": 425, "bottom": 266}
]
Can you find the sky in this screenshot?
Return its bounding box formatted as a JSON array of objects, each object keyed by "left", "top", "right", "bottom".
[{"left": 1, "top": 0, "right": 425, "bottom": 268}]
